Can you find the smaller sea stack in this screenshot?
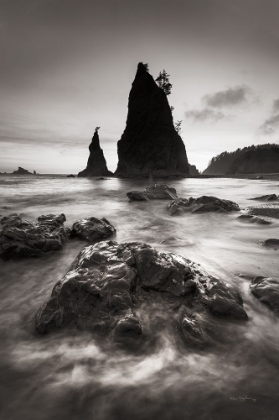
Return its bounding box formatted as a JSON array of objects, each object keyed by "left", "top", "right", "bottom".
[{"left": 78, "top": 128, "right": 112, "bottom": 177}]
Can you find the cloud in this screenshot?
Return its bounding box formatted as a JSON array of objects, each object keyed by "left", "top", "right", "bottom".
[
  {"left": 273, "top": 99, "right": 279, "bottom": 113},
  {"left": 185, "top": 108, "right": 226, "bottom": 122},
  {"left": 260, "top": 114, "right": 279, "bottom": 135},
  {"left": 203, "top": 85, "right": 253, "bottom": 108}
]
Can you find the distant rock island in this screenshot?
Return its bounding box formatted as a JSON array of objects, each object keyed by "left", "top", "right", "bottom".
[
  {"left": 188, "top": 164, "right": 200, "bottom": 176},
  {"left": 78, "top": 128, "right": 113, "bottom": 177},
  {"left": 115, "top": 62, "right": 189, "bottom": 178},
  {"left": 13, "top": 167, "right": 33, "bottom": 175},
  {"left": 203, "top": 144, "right": 279, "bottom": 175}
]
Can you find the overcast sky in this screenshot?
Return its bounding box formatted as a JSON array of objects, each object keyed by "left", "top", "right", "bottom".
[{"left": 1, "top": 0, "right": 279, "bottom": 173}]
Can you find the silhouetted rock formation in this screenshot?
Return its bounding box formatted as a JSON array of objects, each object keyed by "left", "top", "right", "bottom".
[
  {"left": 13, "top": 167, "right": 32, "bottom": 175},
  {"left": 0, "top": 214, "right": 70, "bottom": 259},
  {"left": 35, "top": 241, "right": 247, "bottom": 345},
  {"left": 127, "top": 184, "right": 178, "bottom": 201},
  {"left": 115, "top": 63, "right": 189, "bottom": 178},
  {"left": 189, "top": 164, "right": 200, "bottom": 176},
  {"left": 250, "top": 277, "right": 279, "bottom": 315},
  {"left": 71, "top": 217, "right": 116, "bottom": 242},
  {"left": 203, "top": 144, "right": 279, "bottom": 175},
  {"left": 167, "top": 196, "right": 240, "bottom": 216},
  {"left": 78, "top": 129, "right": 113, "bottom": 177},
  {"left": 227, "top": 147, "right": 279, "bottom": 174}
]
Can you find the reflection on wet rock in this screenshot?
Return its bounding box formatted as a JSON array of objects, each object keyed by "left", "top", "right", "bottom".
[
  {"left": 35, "top": 241, "right": 248, "bottom": 348},
  {"left": 250, "top": 276, "right": 279, "bottom": 315},
  {"left": 0, "top": 213, "right": 70, "bottom": 259},
  {"left": 167, "top": 196, "right": 240, "bottom": 216},
  {"left": 127, "top": 184, "right": 178, "bottom": 201},
  {"left": 71, "top": 217, "right": 116, "bottom": 242}
]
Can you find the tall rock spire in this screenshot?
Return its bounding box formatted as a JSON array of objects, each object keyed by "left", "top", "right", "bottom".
[
  {"left": 78, "top": 128, "right": 112, "bottom": 177},
  {"left": 115, "top": 62, "right": 189, "bottom": 177}
]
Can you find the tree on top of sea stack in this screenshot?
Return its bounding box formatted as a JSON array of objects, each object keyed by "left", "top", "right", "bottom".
[
  {"left": 78, "top": 127, "right": 113, "bottom": 177},
  {"left": 114, "top": 62, "right": 189, "bottom": 177}
]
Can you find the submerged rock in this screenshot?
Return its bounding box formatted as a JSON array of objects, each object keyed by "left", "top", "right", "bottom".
[
  {"left": 263, "top": 238, "right": 279, "bottom": 249},
  {"left": 78, "top": 128, "right": 113, "bottom": 177},
  {"left": 127, "top": 184, "right": 178, "bottom": 201},
  {"left": 250, "top": 277, "right": 279, "bottom": 315},
  {"left": 237, "top": 214, "right": 271, "bottom": 225},
  {"left": 167, "top": 196, "right": 240, "bottom": 216},
  {"left": 71, "top": 217, "right": 116, "bottom": 242},
  {"left": 0, "top": 214, "right": 70, "bottom": 259},
  {"left": 250, "top": 194, "right": 278, "bottom": 201},
  {"left": 35, "top": 241, "right": 248, "bottom": 347},
  {"left": 115, "top": 63, "right": 189, "bottom": 178}
]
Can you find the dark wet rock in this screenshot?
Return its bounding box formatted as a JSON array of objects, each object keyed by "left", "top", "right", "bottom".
[
  {"left": 250, "top": 194, "right": 278, "bottom": 201},
  {"left": 127, "top": 184, "right": 178, "bottom": 201},
  {"left": 95, "top": 177, "right": 109, "bottom": 180},
  {"left": 127, "top": 191, "right": 148, "bottom": 201},
  {"left": 250, "top": 276, "right": 279, "bottom": 315},
  {"left": 115, "top": 63, "right": 189, "bottom": 178},
  {"left": 237, "top": 214, "right": 271, "bottom": 225},
  {"left": 12, "top": 166, "right": 32, "bottom": 175},
  {"left": 78, "top": 129, "right": 113, "bottom": 177},
  {"left": 263, "top": 239, "right": 279, "bottom": 249},
  {"left": 0, "top": 213, "right": 70, "bottom": 259},
  {"left": 248, "top": 206, "right": 279, "bottom": 220},
  {"left": 71, "top": 217, "right": 116, "bottom": 242},
  {"left": 66, "top": 174, "right": 76, "bottom": 178},
  {"left": 35, "top": 241, "right": 248, "bottom": 346},
  {"left": 167, "top": 196, "right": 240, "bottom": 216}
]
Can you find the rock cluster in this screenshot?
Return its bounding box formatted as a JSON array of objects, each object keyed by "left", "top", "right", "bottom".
[
  {"left": 127, "top": 184, "right": 178, "bottom": 201},
  {"left": 78, "top": 129, "right": 113, "bottom": 177},
  {"left": 0, "top": 214, "right": 70, "bottom": 259},
  {"left": 237, "top": 214, "right": 271, "bottom": 225},
  {"left": 36, "top": 241, "right": 247, "bottom": 348},
  {"left": 167, "top": 196, "right": 240, "bottom": 216},
  {"left": 115, "top": 63, "right": 189, "bottom": 178}
]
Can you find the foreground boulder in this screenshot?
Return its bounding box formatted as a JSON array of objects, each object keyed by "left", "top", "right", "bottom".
[
  {"left": 237, "top": 214, "right": 271, "bottom": 225},
  {"left": 71, "top": 217, "right": 116, "bottom": 242},
  {"left": 250, "top": 277, "right": 279, "bottom": 315},
  {"left": 167, "top": 196, "right": 240, "bottom": 216},
  {"left": 0, "top": 214, "right": 70, "bottom": 259},
  {"left": 127, "top": 184, "right": 178, "bottom": 201},
  {"left": 114, "top": 63, "right": 189, "bottom": 177},
  {"left": 78, "top": 128, "right": 113, "bottom": 177},
  {"left": 35, "top": 241, "right": 247, "bottom": 348}
]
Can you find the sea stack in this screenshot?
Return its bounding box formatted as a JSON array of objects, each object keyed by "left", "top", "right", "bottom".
[
  {"left": 78, "top": 128, "right": 112, "bottom": 177},
  {"left": 115, "top": 63, "right": 189, "bottom": 177}
]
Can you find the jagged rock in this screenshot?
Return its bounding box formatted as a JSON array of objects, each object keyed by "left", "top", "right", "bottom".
[
  {"left": 250, "top": 277, "right": 279, "bottom": 315},
  {"left": 12, "top": 167, "right": 32, "bottom": 175},
  {"left": 127, "top": 184, "right": 178, "bottom": 201},
  {"left": 71, "top": 217, "right": 116, "bottom": 242},
  {"left": 263, "top": 239, "right": 279, "bottom": 249},
  {"left": 188, "top": 164, "right": 200, "bottom": 176},
  {"left": 250, "top": 194, "right": 278, "bottom": 201},
  {"left": 78, "top": 129, "right": 113, "bottom": 177},
  {"left": 167, "top": 196, "right": 240, "bottom": 216},
  {"left": 237, "top": 214, "right": 271, "bottom": 225},
  {"left": 35, "top": 241, "right": 247, "bottom": 346},
  {"left": 0, "top": 214, "right": 70, "bottom": 259},
  {"left": 115, "top": 63, "right": 189, "bottom": 178}
]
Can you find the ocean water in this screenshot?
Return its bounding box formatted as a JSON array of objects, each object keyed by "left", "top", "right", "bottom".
[{"left": 0, "top": 175, "right": 279, "bottom": 420}]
